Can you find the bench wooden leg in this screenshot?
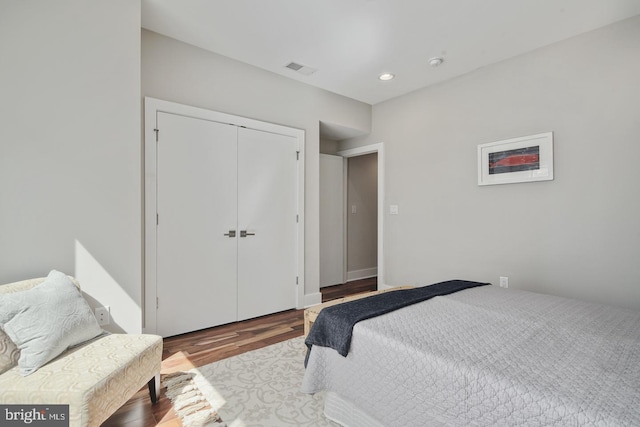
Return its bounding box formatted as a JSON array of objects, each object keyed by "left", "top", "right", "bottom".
[{"left": 147, "top": 374, "right": 160, "bottom": 404}]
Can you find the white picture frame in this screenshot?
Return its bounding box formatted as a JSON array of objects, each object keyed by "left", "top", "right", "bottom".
[{"left": 477, "top": 132, "right": 553, "bottom": 186}]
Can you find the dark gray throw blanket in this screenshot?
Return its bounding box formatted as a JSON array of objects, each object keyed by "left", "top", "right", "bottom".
[{"left": 304, "top": 280, "right": 490, "bottom": 367}]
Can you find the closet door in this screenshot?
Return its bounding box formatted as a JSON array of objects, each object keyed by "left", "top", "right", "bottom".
[
  {"left": 156, "top": 113, "right": 238, "bottom": 337},
  {"left": 237, "top": 128, "right": 298, "bottom": 320}
]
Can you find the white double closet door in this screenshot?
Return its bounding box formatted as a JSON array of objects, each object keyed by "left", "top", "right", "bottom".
[{"left": 156, "top": 112, "right": 298, "bottom": 337}]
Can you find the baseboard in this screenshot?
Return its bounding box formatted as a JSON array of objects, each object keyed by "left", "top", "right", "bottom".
[
  {"left": 346, "top": 267, "right": 377, "bottom": 282},
  {"left": 303, "top": 292, "right": 322, "bottom": 308}
]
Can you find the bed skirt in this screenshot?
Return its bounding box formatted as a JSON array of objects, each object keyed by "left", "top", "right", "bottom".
[{"left": 324, "top": 392, "right": 383, "bottom": 427}]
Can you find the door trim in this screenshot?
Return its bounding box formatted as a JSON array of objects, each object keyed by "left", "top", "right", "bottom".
[
  {"left": 143, "top": 97, "right": 306, "bottom": 333},
  {"left": 338, "top": 143, "right": 385, "bottom": 289}
]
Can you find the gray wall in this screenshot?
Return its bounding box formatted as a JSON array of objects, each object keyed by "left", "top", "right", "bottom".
[
  {"left": 142, "top": 30, "right": 371, "bottom": 304},
  {"left": 320, "top": 138, "right": 340, "bottom": 155},
  {"left": 343, "top": 16, "right": 640, "bottom": 310},
  {"left": 347, "top": 153, "right": 378, "bottom": 279},
  {"left": 0, "top": 0, "right": 143, "bottom": 332}
]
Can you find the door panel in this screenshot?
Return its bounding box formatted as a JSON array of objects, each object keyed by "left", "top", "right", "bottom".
[
  {"left": 320, "top": 154, "right": 345, "bottom": 287},
  {"left": 156, "top": 112, "right": 238, "bottom": 337},
  {"left": 237, "top": 128, "right": 298, "bottom": 320}
]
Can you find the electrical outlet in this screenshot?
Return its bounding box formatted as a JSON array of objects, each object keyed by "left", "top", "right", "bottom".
[
  {"left": 95, "top": 306, "right": 110, "bottom": 326},
  {"left": 499, "top": 276, "right": 509, "bottom": 288}
]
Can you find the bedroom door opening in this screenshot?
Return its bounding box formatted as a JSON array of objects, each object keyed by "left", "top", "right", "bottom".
[
  {"left": 319, "top": 150, "right": 379, "bottom": 288},
  {"left": 338, "top": 143, "right": 384, "bottom": 289},
  {"left": 345, "top": 152, "right": 378, "bottom": 283}
]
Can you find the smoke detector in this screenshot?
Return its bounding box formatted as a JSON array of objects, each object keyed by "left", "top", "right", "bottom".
[{"left": 429, "top": 57, "right": 444, "bottom": 67}]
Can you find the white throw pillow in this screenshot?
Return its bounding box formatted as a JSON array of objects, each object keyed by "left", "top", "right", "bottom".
[{"left": 0, "top": 270, "right": 104, "bottom": 376}]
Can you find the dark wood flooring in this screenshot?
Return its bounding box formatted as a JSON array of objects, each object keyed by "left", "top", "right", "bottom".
[{"left": 102, "top": 277, "right": 376, "bottom": 426}]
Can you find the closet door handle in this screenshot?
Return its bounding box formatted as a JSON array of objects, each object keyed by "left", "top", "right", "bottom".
[
  {"left": 240, "top": 230, "right": 255, "bottom": 237},
  {"left": 224, "top": 230, "right": 236, "bottom": 237}
]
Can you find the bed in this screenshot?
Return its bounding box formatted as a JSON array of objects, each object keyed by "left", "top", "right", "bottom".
[{"left": 301, "top": 282, "right": 640, "bottom": 426}]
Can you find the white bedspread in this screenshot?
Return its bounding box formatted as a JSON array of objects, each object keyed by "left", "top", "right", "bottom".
[{"left": 301, "top": 286, "right": 640, "bottom": 426}]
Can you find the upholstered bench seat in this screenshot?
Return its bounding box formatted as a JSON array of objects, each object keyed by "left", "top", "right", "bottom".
[
  {"left": 0, "top": 275, "right": 162, "bottom": 427},
  {"left": 0, "top": 333, "right": 161, "bottom": 426}
]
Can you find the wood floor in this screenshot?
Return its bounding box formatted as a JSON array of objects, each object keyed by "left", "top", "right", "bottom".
[{"left": 102, "top": 277, "right": 376, "bottom": 427}]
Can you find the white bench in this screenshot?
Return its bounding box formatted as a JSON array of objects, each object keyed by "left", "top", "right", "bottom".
[{"left": 0, "top": 276, "right": 162, "bottom": 427}]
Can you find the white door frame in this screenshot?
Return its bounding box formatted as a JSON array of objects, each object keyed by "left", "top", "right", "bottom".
[
  {"left": 143, "top": 97, "right": 305, "bottom": 333},
  {"left": 338, "top": 143, "right": 385, "bottom": 289}
]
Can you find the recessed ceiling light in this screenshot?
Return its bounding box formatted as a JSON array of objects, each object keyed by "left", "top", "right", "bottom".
[
  {"left": 378, "top": 73, "right": 395, "bottom": 81},
  {"left": 429, "top": 57, "right": 444, "bottom": 67}
]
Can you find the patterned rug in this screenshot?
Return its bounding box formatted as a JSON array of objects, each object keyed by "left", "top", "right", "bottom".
[{"left": 162, "top": 336, "right": 338, "bottom": 427}]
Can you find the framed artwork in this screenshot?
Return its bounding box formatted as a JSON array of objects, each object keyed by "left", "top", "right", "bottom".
[{"left": 477, "top": 132, "right": 553, "bottom": 186}]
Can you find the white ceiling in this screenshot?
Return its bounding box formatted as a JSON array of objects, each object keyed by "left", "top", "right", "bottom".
[{"left": 142, "top": 0, "right": 640, "bottom": 105}]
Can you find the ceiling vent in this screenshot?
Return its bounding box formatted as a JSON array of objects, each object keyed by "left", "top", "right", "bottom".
[
  {"left": 285, "top": 62, "right": 303, "bottom": 71},
  {"left": 285, "top": 61, "right": 317, "bottom": 76}
]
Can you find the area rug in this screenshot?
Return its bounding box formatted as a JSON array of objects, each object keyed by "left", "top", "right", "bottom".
[{"left": 162, "top": 336, "right": 338, "bottom": 427}]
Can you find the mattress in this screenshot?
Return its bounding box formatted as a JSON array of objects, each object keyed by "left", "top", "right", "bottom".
[{"left": 301, "top": 285, "right": 640, "bottom": 426}]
